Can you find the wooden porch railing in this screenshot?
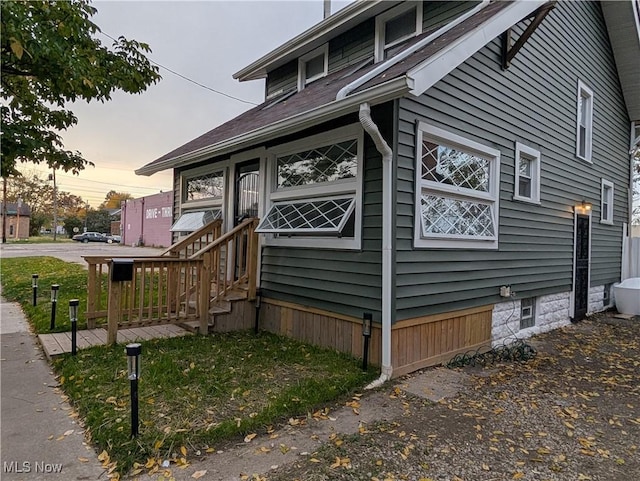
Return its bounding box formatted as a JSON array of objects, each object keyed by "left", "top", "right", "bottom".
[
  {"left": 84, "top": 218, "right": 259, "bottom": 344},
  {"left": 160, "top": 219, "right": 223, "bottom": 258}
]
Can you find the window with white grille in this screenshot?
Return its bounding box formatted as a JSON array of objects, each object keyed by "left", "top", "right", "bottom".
[
  {"left": 257, "top": 125, "right": 363, "bottom": 249},
  {"left": 415, "top": 122, "right": 500, "bottom": 249}
]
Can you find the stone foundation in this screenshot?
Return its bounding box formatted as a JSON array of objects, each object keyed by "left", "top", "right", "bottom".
[{"left": 492, "top": 292, "right": 571, "bottom": 346}]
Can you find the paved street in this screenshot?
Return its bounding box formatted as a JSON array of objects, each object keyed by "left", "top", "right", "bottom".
[{"left": 0, "top": 242, "right": 164, "bottom": 266}]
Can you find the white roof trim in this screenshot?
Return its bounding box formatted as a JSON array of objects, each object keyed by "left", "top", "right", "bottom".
[
  {"left": 234, "top": 0, "right": 394, "bottom": 81},
  {"left": 407, "top": 0, "right": 547, "bottom": 97}
]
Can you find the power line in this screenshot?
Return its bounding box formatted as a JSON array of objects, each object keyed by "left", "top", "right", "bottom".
[{"left": 99, "top": 31, "right": 258, "bottom": 106}]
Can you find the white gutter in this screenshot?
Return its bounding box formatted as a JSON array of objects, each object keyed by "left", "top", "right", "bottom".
[
  {"left": 359, "top": 102, "right": 393, "bottom": 388},
  {"left": 336, "top": 0, "right": 490, "bottom": 101},
  {"left": 136, "top": 77, "right": 410, "bottom": 176}
]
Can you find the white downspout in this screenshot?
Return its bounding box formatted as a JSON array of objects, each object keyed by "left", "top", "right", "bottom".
[
  {"left": 359, "top": 102, "right": 393, "bottom": 388},
  {"left": 336, "top": 1, "right": 489, "bottom": 101}
]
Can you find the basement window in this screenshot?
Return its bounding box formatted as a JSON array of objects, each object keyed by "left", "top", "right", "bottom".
[{"left": 520, "top": 298, "right": 536, "bottom": 330}]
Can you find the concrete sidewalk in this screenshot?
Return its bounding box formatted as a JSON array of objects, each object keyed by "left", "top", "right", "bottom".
[{"left": 0, "top": 296, "right": 104, "bottom": 481}]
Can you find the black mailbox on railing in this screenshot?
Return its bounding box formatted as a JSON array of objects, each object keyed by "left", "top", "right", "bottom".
[{"left": 111, "top": 258, "right": 134, "bottom": 282}]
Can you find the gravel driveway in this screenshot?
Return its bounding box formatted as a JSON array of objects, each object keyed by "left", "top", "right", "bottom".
[{"left": 264, "top": 314, "right": 639, "bottom": 481}]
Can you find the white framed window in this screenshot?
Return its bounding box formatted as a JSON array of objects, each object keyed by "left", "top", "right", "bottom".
[
  {"left": 298, "top": 44, "right": 328, "bottom": 91},
  {"left": 182, "top": 166, "right": 226, "bottom": 207},
  {"left": 414, "top": 122, "right": 501, "bottom": 249},
  {"left": 375, "top": 2, "right": 423, "bottom": 62},
  {"left": 257, "top": 124, "right": 363, "bottom": 249},
  {"left": 600, "top": 178, "right": 614, "bottom": 225},
  {"left": 513, "top": 142, "right": 541, "bottom": 204},
  {"left": 520, "top": 297, "right": 536, "bottom": 330},
  {"left": 170, "top": 209, "right": 222, "bottom": 233},
  {"left": 576, "top": 80, "right": 594, "bottom": 162}
]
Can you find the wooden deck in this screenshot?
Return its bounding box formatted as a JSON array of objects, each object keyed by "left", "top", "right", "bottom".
[{"left": 38, "top": 324, "right": 191, "bottom": 360}]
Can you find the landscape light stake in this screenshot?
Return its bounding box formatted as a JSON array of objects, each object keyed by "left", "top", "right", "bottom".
[
  {"left": 31, "top": 274, "right": 39, "bottom": 306},
  {"left": 50, "top": 284, "right": 59, "bottom": 330},
  {"left": 69, "top": 299, "right": 79, "bottom": 356},
  {"left": 362, "top": 312, "right": 373, "bottom": 371},
  {"left": 126, "top": 343, "right": 142, "bottom": 437},
  {"left": 254, "top": 288, "right": 262, "bottom": 334}
]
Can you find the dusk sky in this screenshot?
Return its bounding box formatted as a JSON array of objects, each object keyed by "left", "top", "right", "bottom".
[{"left": 30, "top": 0, "right": 352, "bottom": 206}]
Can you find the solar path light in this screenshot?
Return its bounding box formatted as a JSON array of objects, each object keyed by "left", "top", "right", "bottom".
[
  {"left": 69, "top": 299, "right": 79, "bottom": 355},
  {"left": 50, "top": 284, "right": 59, "bottom": 330},
  {"left": 126, "top": 343, "right": 142, "bottom": 437}
]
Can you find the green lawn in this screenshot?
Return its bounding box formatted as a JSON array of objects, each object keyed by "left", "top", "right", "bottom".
[{"left": 1, "top": 256, "right": 377, "bottom": 476}]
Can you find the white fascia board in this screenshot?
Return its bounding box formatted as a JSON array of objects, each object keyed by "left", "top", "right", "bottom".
[
  {"left": 407, "top": 0, "right": 547, "bottom": 97},
  {"left": 136, "top": 76, "right": 410, "bottom": 176},
  {"left": 234, "top": 0, "right": 391, "bottom": 82}
]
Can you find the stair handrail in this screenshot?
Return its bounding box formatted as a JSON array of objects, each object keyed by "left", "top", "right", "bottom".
[
  {"left": 188, "top": 217, "right": 256, "bottom": 259},
  {"left": 160, "top": 219, "right": 223, "bottom": 257},
  {"left": 189, "top": 217, "right": 259, "bottom": 303}
]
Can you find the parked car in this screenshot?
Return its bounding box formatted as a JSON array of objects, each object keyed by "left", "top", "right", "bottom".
[
  {"left": 106, "top": 234, "right": 121, "bottom": 244},
  {"left": 72, "top": 231, "right": 109, "bottom": 243}
]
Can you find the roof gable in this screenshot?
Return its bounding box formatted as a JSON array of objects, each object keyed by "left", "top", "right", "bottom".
[{"left": 138, "top": 0, "right": 639, "bottom": 176}]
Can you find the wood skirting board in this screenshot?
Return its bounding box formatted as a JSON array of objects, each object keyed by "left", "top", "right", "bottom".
[{"left": 261, "top": 298, "right": 493, "bottom": 378}]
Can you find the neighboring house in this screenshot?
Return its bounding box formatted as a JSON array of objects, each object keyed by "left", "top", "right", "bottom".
[
  {"left": 1, "top": 202, "right": 31, "bottom": 240},
  {"left": 120, "top": 191, "right": 174, "bottom": 247},
  {"left": 137, "top": 1, "right": 640, "bottom": 379}
]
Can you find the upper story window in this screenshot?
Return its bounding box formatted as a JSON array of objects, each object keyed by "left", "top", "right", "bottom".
[
  {"left": 576, "top": 80, "right": 594, "bottom": 162},
  {"left": 297, "top": 45, "right": 328, "bottom": 90},
  {"left": 600, "top": 178, "right": 614, "bottom": 225},
  {"left": 375, "top": 2, "right": 423, "bottom": 62},
  {"left": 257, "top": 124, "right": 363, "bottom": 250},
  {"left": 513, "top": 142, "right": 541, "bottom": 204},
  {"left": 415, "top": 122, "right": 500, "bottom": 250}
]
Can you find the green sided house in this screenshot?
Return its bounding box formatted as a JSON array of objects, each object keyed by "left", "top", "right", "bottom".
[{"left": 136, "top": 0, "right": 640, "bottom": 379}]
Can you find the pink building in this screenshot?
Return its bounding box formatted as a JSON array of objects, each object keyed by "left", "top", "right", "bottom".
[{"left": 120, "top": 192, "right": 173, "bottom": 248}]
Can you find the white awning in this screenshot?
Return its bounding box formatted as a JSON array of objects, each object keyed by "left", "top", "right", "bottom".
[{"left": 170, "top": 209, "right": 221, "bottom": 232}]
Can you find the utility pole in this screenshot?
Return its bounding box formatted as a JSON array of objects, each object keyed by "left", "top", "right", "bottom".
[{"left": 2, "top": 177, "right": 7, "bottom": 244}]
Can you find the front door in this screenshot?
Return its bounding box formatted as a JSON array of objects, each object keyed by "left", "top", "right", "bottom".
[
  {"left": 573, "top": 213, "right": 590, "bottom": 322},
  {"left": 234, "top": 160, "right": 260, "bottom": 225}
]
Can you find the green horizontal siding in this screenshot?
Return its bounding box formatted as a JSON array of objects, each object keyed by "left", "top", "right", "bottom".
[{"left": 395, "top": 0, "right": 630, "bottom": 319}]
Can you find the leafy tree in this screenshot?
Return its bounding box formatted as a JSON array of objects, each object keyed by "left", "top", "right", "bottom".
[
  {"left": 100, "top": 190, "right": 133, "bottom": 210},
  {"left": 5, "top": 170, "right": 86, "bottom": 231},
  {"left": 63, "top": 216, "right": 84, "bottom": 238},
  {"left": 86, "top": 209, "right": 112, "bottom": 233},
  {"left": 1, "top": 0, "right": 161, "bottom": 177}
]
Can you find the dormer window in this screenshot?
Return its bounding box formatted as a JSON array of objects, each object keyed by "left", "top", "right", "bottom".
[
  {"left": 375, "top": 2, "right": 423, "bottom": 62},
  {"left": 298, "top": 45, "right": 328, "bottom": 90}
]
